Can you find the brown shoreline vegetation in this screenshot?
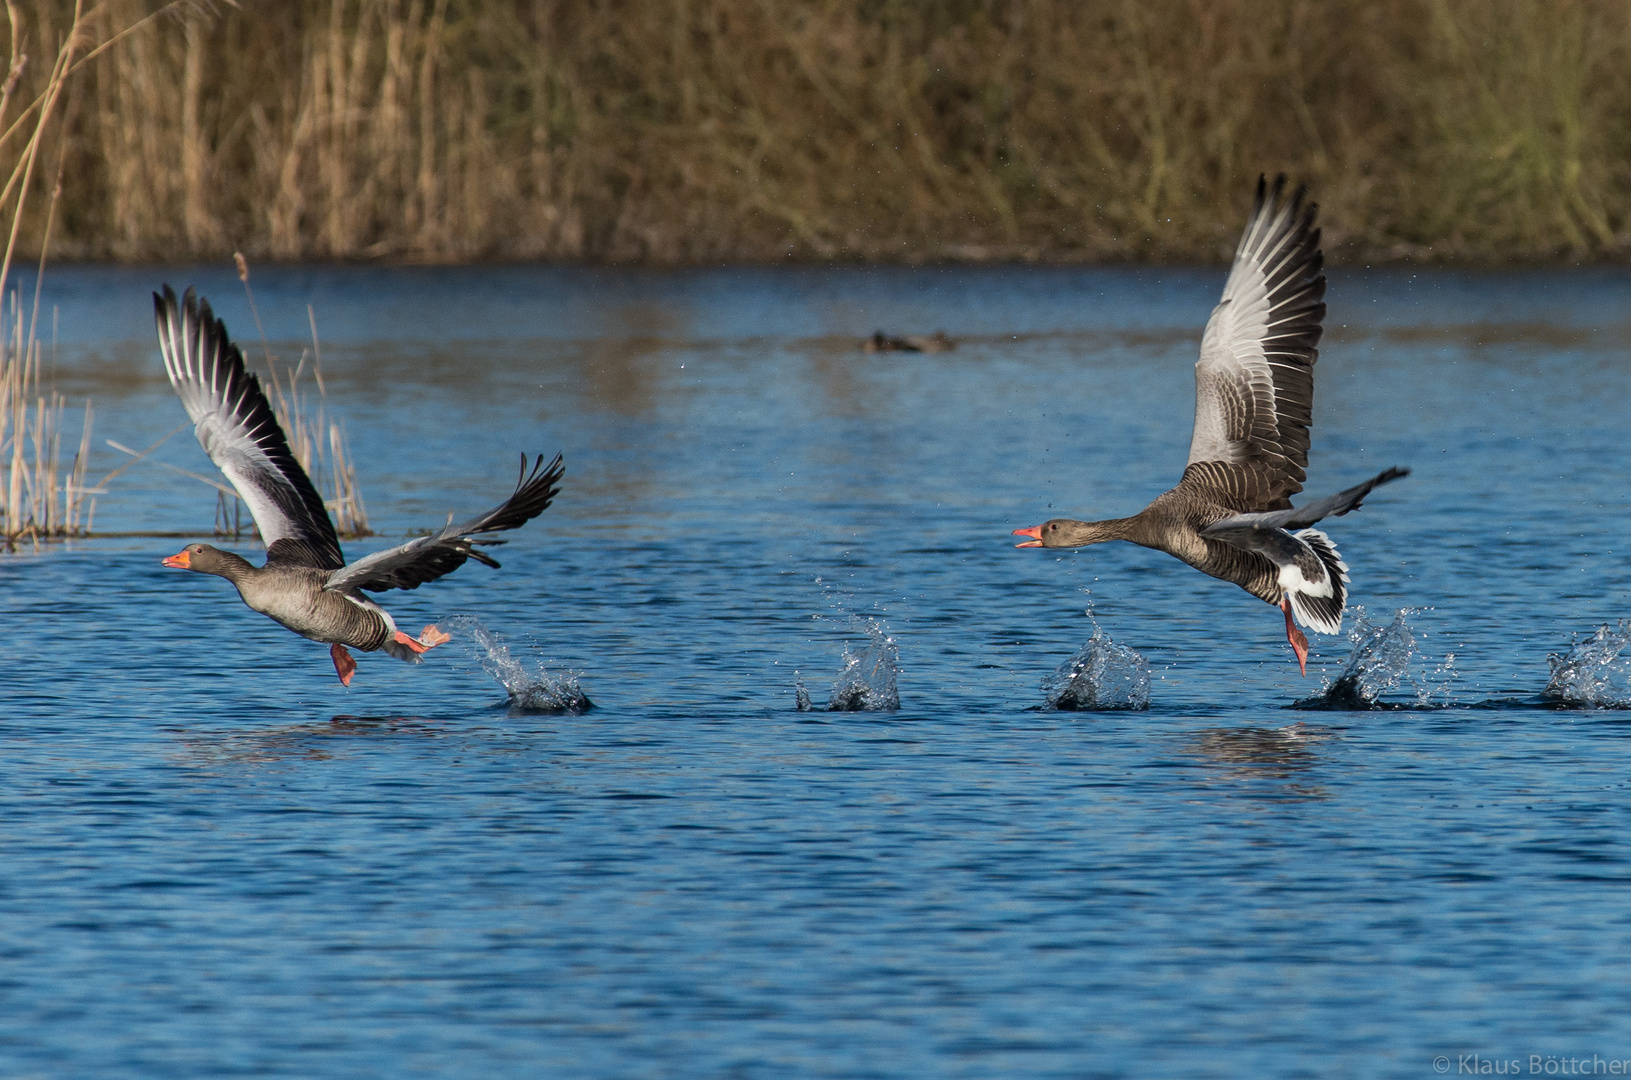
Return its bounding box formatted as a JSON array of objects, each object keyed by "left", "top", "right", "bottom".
[
  {"left": 2, "top": 1, "right": 375, "bottom": 544},
  {"left": 6, "top": 0, "right": 1631, "bottom": 267}
]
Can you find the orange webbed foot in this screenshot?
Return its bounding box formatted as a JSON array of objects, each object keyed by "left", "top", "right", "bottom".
[
  {"left": 391, "top": 625, "right": 450, "bottom": 656},
  {"left": 330, "top": 643, "right": 357, "bottom": 687}
]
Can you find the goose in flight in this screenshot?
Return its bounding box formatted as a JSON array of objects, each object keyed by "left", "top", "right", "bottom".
[
  {"left": 1013, "top": 177, "right": 1407, "bottom": 674},
  {"left": 154, "top": 285, "right": 564, "bottom": 686}
]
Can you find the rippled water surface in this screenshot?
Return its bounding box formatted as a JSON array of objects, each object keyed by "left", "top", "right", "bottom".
[{"left": 8, "top": 264, "right": 1631, "bottom": 1077}]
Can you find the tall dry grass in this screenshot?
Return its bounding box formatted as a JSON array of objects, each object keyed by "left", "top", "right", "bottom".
[
  {"left": 232, "top": 254, "right": 371, "bottom": 537},
  {"left": 3, "top": 0, "right": 1631, "bottom": 263},
  {"left": 1, "top": 312, "right": 94, "bottom": 541}
]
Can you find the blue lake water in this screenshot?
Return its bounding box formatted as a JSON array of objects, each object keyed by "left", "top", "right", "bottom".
[{"left": 6, "top": 263, "right": 1631, "bottom": 1076}]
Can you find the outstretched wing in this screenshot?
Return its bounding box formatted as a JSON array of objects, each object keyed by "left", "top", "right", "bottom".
[
  {"left": 1185, "top": 175, "right": 1326, "bottom": 512},
  {"left": 1199, "top": 466, "right": 1409, "bottom": 542},
  {"left": 154, "top": 285, "right": 344, "bottom": 570},
  {"left": 324, "top": 454, "right": 564, "bottom": 593}
]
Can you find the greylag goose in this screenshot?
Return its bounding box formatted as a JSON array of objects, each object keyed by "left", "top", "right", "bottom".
[
  {"left": 1013, "top": 177, "right": 1407, "bottom": 674},
  {"left": 154, "top": 285, "right": 564, "bottom": 687}
]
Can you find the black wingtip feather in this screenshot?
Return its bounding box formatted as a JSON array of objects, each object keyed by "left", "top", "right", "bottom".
[
  {"left": 340, "top": 452, "right": 564, "bottom": 594},
  {"left": 466, "top": 452, "right": 565, "bottom": 536},
  {"left": 1329, "top": 466, "right": 1411, "bottom": 518}
]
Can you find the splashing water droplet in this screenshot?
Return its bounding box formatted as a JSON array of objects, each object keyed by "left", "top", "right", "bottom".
[
  {"left": 1326, "top": 607, "right": 1414, "bottom": 707},
  {"left": 1545, "top": 620, "right": 1631, "bottom": 708},
  {"left": 798, "top": 616, "right": 900, "bottom": 711},
  {"left": 1295, "top": 607, "right": 1453, "bottom": 709},
  {"left": 1041, "top": 610, "right": 1150, "bottom": 711},
  {"left": 1416, "top": 651, "right": 1458, "bottom": 708},
  {"left": 444, "top": 616, "right": 592, "bottom": 714}
]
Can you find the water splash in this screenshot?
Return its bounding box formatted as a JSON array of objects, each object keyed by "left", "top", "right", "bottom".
[
  {"left": 796, "top": 616, "right": 900, "bottom": 711},
  {"left": 1545, "top": 620, "right": 1631, "bottom": 708},
  {"left": 1294, "top": 607, "right": 1453, "bottom": 710},
  {"left": 444, "top": 616, "right": 592, "bottom": 714},
  {"left": 1315, "top": 608, "right": 1416, "bottom": 708},
  {"left": 1041, "top": 612, "right": 1150, "bottom": 711}
]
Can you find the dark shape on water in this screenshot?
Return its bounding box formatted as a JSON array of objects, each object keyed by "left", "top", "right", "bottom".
[
  {"left": 1186, "top": 724, "right": 1334, "bottom": 800},
  {"left": 1298, "top": 673, "right": 1376, "bottom": 711},
  {"left": 862, "top": 330, "right": 955, "bottom": 354},
  {"left": 1190, "top": 724, "right": 1329, "bottom": 774}
]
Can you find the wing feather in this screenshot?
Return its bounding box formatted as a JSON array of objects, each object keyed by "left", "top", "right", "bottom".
[
  {"left": 325, "top": 454, "right": 564, "bottom": 594},
  {"left": 1198, "top": 467, "right": 1409, "bottom": 537},
  {"left": 1187, "top": 175, "right": 1327, "bottom": 512},
  {"left": 154, "top": 286, "right": 344, "bottom": 570}
]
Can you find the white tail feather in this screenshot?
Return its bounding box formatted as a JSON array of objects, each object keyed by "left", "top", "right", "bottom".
[{"left": 1285, "top": 529, "right": 1349, "bottom": 635}]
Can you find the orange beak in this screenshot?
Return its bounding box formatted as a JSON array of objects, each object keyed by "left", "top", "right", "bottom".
[
  {"left": 1013, "top": 526, "right": 1043, "bottom": 548},
  {"left": 162, "top": 549, "right": 192, "bottom": 569}
]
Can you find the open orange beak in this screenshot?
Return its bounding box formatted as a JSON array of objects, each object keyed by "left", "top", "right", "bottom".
[
  {"left": 161, "top": 549, "right": 192, "bottom": 569},
  {"left": 1013, "top": 526, "right": 1043, "bottom": 548}
]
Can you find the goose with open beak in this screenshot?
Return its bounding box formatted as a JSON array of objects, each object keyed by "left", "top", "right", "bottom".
[
  {"left": 1012, "top": 177, "right": 1407, "bottom": 674},
  {"left": 154, "top": 285, "right": 564, "bottom": 686}
]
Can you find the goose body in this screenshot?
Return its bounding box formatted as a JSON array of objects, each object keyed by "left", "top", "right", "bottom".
[
  {"left": 1013, "top": 177, "right": 1408, "bottom": 673},
  {"left": 155, "top": 285, "right": 564, "bottom": 685},
  {"left": 162, "top": 547, "right": 398, "bottom": 654}
]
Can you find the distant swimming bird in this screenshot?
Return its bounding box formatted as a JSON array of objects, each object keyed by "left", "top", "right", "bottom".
[
  {"left": 862, "top": 330, "right": 955, "bottom": 353},
  {"left": 1012, "top": 177, "right": 1407, "bottom": 674},
  {"left": 154, "top": 285, "right": 564, "bottom": 686}
]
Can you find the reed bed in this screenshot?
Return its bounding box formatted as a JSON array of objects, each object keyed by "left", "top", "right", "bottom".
[
  {"left": 0, "top": 0, "right": 1626, "bottom": 264},
  {"left": 1, "top": 308, "right": 93, "bottom": 542},
  {"left": 0, "top": 4, "right": 373, "bottom": 551},
  {"left": 0, "top": 0, "right": 191, "bottom": 543}
]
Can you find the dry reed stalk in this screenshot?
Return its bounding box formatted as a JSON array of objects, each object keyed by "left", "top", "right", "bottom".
[
  {"left": 237, "top": 255, "right": 371, "bottom": 538},
  {"left": 0, "top": 284, "right": 86, "bottom": 543},
  {"left": 0, "top": 1, "right": 203, "bottom": 545},
  {"left": 0, "top": 0, "right": 76, "bottom": 546},
  {"left": 260, "top": 344, "right": 372, "bottom": 538}
]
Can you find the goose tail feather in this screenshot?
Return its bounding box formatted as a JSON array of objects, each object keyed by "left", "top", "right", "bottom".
[{"left": 1285, "top": 528, "right": 1349, "bottom": 635}]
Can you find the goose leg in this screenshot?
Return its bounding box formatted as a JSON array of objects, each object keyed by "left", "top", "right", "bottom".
[
  {"left": 1281, "top": 597, "right": 1309, "bottom": 677},
  {"left": 331, "top": 643, "right": 357, "bottom": 687}
]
